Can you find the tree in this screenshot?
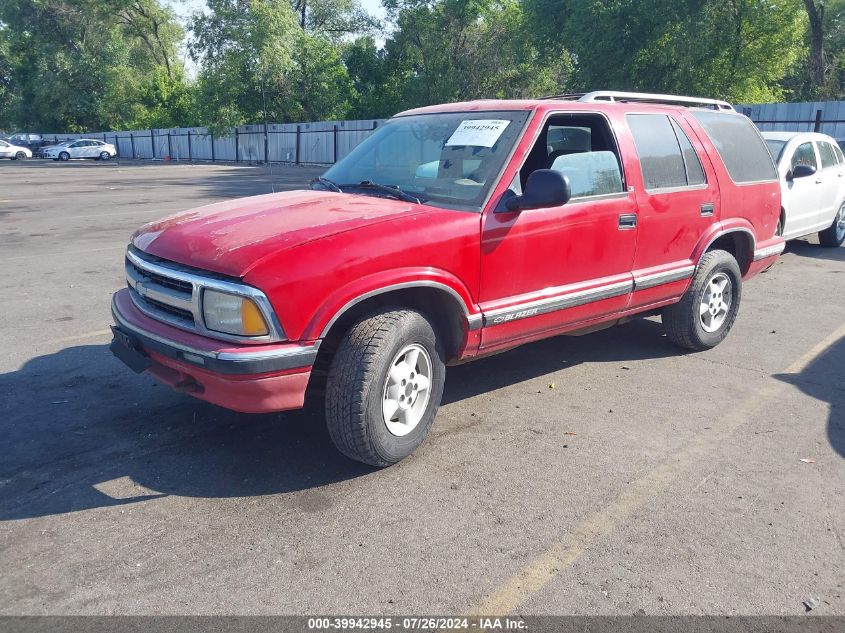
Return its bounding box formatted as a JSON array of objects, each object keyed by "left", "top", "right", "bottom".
[
  {"left": 524, "top": 0, "right": 806, "bottom": 103},
  {"left": 190, "top": 0, "right": 361, "bottom": 128},
  {"left": 373, "top": 0, "right": 570, "bottom": 112},
  {"left": 0, "top": 0, "right": 191, "bottom": 131}
]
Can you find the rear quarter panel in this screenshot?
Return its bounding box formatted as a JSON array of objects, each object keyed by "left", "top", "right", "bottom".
[{"left": 683, "top": 113, "right": 781, "bottom": 252}]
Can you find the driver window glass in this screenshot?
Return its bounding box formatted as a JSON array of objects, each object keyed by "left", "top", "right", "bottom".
[
  {"left": 791, "top": 143, "right": 817, "bottom": 170},
  {"left": 519, "top": 114, "right": 625, "bottom": 200}
]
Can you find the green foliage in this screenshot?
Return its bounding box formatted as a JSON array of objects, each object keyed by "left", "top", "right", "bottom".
[
  {"left": 1, "top": 0, "right": 843, "bottom": 133},
  {"left": 0, "top": 0, "right": 192, "bottom": 132},
  {"left": 524, "top": 0, "right": 806, "bottom": 103},
  {"left": 190, "top": 0, "right": 357, "bottom": 130}
]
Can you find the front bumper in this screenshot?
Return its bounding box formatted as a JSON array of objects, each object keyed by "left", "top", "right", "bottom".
[{"left": 111, "top": 288, "right": 317, "bottom": 413}]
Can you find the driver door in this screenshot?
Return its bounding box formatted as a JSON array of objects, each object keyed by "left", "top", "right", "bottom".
[{"left": 478, "top": 112, "right": 638, "bottom": 351}]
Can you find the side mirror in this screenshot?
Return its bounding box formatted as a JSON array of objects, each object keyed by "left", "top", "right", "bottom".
[
  {"left": 502, "top": 169, "right": 571, "bottom": 212},
  {"left": 788, "top": 164, "right": 816, "bottom": 180}
]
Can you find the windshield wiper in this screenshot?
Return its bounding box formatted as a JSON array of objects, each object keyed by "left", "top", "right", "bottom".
[
  {"left": 310, "top": 176, "right": 343, "bottom": 193},
  {"left": 349, "top": 180, "right": 421, "bottom": 204}
]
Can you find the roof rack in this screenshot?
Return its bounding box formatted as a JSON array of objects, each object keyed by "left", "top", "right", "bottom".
[{"left": 539, "top": 90, "right": 734, "bottom": 111}]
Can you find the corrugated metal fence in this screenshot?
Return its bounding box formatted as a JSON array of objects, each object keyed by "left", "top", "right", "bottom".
[
  {"left": 41, "top": 119, "right": 387, "bottom": 164},
  {"left": 739, "top": 101, "right": 845, "bottom": 139},
  {"left": 41, "top": 102, "right": 845, "bottom": 163}
]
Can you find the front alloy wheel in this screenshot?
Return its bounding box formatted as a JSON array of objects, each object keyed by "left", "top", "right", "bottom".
[
  {"left": 99, "top": 151, "right": 111, "bottom": 161},
  {"left": 382, "top": 343, "right": 433, "bottom": 437},
  {"left": 326, "top": 307, "right": 445, "bottom": 467},
  {"left": 59, "top": 152, "right": 70, "bottom": 162}
]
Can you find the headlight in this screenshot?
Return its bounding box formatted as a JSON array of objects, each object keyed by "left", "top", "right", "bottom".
[{"left": 202, "top": 290, "right": 269, "bottom": 336}]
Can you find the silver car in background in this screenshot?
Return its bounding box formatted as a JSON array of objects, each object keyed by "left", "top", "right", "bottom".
[
  {"left": 44, "top": 139, "right": 117, "bottom": 162},
  {"left": 0, "top": 139, "right": 32, "bottom": 160}
]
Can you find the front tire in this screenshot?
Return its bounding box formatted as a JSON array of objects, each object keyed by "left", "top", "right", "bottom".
[
  {"left": 662, "top": 249, "right": 742, "bottom": 351},
  {"left": 59, "top": 152, "right": 69, "bottom": 162},
  {"left": 13, "top": 151, "right": 25, "bottom": 160},
  {"left": 818, "top": 202, "right": 845, "bottom": 247},
  {"left": 99, "top": 151, "right": 111, "bottom": 161},
  {"left": 325, "top": 308, "right": 446, "bottom": 467}
]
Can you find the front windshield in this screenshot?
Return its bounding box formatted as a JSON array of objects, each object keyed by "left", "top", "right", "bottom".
[
  {"left": 321, "top": 110, "right": 531, "bottom": 211},
  {"left": 765, "top": 139, "right": 786, "bottom": 163}
]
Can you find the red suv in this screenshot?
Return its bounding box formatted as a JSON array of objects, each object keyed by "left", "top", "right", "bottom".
[{"left": 111, "top": 91, "right": 784, "bottom": 466}]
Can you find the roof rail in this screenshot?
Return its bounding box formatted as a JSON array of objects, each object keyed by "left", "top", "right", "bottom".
[{"left": 540, "top": 90, "right": 734, "bottom": 111}]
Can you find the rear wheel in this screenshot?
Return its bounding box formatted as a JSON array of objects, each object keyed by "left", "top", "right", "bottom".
[
  {"left": 662, "top": 249, "right": 742, "bottom": 351},
  {"left": 325, "top": 308, "right": 445, "bottom": 467},
  {"left": 59, "top": 151, "right": 69, "bottom": 162},
  {"left": 818, "top": 202, "right": 845, "bottom": 247}
]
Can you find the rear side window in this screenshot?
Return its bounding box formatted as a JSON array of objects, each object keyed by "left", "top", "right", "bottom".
[
  {"left": 691, "top": 111, "right": 777, "bottom": 183},
  {"left": 791, "top": 142, "right": 817, "bottom": 169},
  {"left": 627, "top": 114, "right": 704, "bottom": 190},
  {"left": 817, "top": 141, "right": 838, "bottom": 169},
  {"left": 835, "top": 144, "right": 845, "bottom": 164},
  {"left": 671, "top": 119, "right": 706, "bottom": 186}
]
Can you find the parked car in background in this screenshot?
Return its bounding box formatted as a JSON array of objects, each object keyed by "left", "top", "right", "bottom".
[
  {"left": 110, "top": 91, "right": 784, "bottom": 466},
  {"left": 2, "top": 132, "right": 49, "bottom": 153},
  {"left": 43, "top": 139, "right": 117, "bottom": 161},
  {"left": 0, "top": 139, "right": 32, "bottom": 160},
  {"left": 35, "top": 141, "right": 66, "bottom": 158},
  {"left": 762, "top": 131, "right": 845, "bottom": 247}
]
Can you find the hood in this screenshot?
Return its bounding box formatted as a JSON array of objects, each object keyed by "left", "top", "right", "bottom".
[{"left": 132, "top": 189, "right": 425, "bottom": 277}]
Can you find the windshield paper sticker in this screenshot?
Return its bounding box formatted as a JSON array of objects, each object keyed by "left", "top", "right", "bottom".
[{"left": 445, "top": 120, "right": 510, "bottom": 148}]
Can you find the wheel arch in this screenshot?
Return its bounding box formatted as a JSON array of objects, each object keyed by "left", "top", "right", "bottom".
[
  {"left": 316, "top": 280, "right": 479, "bottom": 361},
  {"left": 694, "top": 224, "right": 756, "bottom": 276}
]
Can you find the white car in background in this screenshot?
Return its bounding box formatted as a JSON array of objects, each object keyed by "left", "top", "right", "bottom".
[
  {"left": 762, "top": 131, "right": 845, "bottom": 247},
  {"left": 43, "top": 139, "right": 117, "bottom": 162},
  {"left": 0, "top": 139, "right": 32, "bottom": 160}
]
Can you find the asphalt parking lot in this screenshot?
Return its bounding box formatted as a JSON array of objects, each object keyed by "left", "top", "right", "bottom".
[{"left": 0, "top": 159, "right": 843, "bottom": 616}]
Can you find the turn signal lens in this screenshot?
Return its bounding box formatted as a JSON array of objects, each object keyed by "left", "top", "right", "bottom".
[{"left": 202, "top": 290, "right": 269, "bottom": 336}]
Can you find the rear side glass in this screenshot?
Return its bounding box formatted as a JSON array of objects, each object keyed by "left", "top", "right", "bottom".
[
  {"left": 671, "top": 119, "right": 706, "bottom": 186},
  {"left": 817, "top": 142, "right": 837, "bottom": 169},
  {"left": 791, "top": 142, "right": 817, "bottom": 170},
  {"left": 691, "top": 111, "right": 777, "bottom": 183},
  {"left": 834, "top": 144, "right": 845, "bottom": 163},
  {"left": 627, "top": 114, "right": 693, "bottom": 190}
]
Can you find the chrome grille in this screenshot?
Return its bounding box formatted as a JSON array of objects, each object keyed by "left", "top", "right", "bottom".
[{"left": 124, "top": 247, "right": 285, "bottom": 344}]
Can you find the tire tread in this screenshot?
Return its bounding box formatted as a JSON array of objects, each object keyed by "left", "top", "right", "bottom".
[{"left": 325, "top": 309, "right": 424, "bottom": 466}]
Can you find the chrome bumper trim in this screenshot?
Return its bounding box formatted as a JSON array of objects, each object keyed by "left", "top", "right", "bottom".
[{"left": 111, "top": 295, "right": 317, "bottom": 375}]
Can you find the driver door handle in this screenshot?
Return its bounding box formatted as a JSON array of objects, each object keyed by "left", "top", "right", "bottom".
[{"left": 618, "top": 213, "right": 637, "bottom": 229}]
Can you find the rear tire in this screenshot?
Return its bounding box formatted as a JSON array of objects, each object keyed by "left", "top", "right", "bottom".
[
  {"left": 662, "top": 249, "right": 742, "bottom": 351},
  {"left": 325, "top": 308, "right": 445, "bottom": 467},
  {"left": 818, "top": 202, "right": 845, "bottom": 247}
]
